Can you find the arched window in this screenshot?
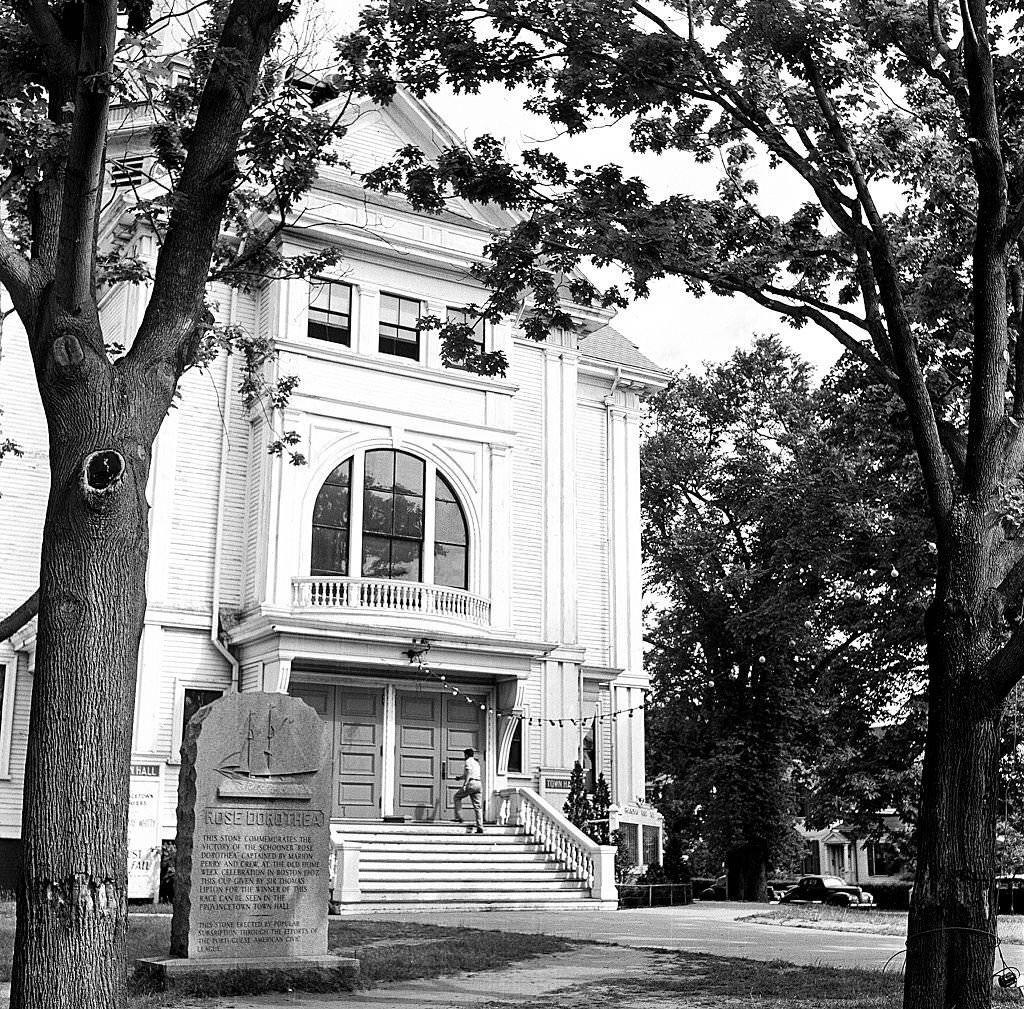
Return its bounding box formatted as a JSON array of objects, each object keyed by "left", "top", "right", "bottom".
[
  {"left": 311, "top": 459, "right": 351, "bottom": 575},
  {"left": 362, "top": 449, "right": 425, "bottom": 582},
  {"left": 434, "top": 473, "right": 468, "bottom": 589},
  {"left": 310, "top": 450, "right": 470, "bottom": 589}
]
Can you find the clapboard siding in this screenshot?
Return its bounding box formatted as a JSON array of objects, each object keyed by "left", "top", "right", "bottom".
[
  {"left": 342, "top": 112, "right": 404, "bottom": 175},
  {"left": 510, "top": 342, "right": 545, "bottom": 636},
  {"left": 522, "top": 666, "right": 545, "bottom": 775},
  {"left": 157, "top": 627, "right": 233, "bottom": 832},
  {"left": 166, "top": 358, "right": 224, "bottom": 610},
  {"left": 0, "top": 656, "right": 31, "bottom": 836},
  {"left": 217, "top": 288, "right": 260, "bottom": 610},
  {"left": 0, "top": 317, "right": 46, "bottom": 837},
  {"left": 576, "top": 405, "right": 609, "bottom": 666}
]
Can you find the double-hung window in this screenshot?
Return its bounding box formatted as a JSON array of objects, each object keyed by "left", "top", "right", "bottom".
[
  {"left": 379, "top": 293, "right": 421, "bottom": 360},
  {"left": 308, "top": 280, "right": 352, "bottom": 345},
  {"left": 444, "top": 307, "right": 486, "bottom": 369}
]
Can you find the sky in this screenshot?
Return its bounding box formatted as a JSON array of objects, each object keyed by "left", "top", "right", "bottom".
[{"left": 425, "top": 86, "right": 844, "bottom": 380}]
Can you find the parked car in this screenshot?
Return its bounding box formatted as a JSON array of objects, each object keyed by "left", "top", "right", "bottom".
[
  {"left": 778, "top": 874, "right": 874, "bottom": 907},
  {"left": 699, "top": 874, "right": 727, "bottom": 900}
]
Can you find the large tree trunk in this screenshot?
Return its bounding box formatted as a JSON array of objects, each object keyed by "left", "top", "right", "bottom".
[
  {"left": 726, "top": 841, "right": 769, "bottom": 902},
  {"left": 10, "top": 356, "right": 154, "bottom": 1009},
  {"left": 904, "top": 593, "right": 1004, "bottom": 1009}
]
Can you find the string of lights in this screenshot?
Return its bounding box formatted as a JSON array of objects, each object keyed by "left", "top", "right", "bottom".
[{"left": 401, "top": 637, "right": 648, "bottom": 724}]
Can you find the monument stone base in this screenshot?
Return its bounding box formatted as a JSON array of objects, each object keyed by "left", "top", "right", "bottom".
[{"left": 135, "top": 954, "right": 360, "bottom": 993}]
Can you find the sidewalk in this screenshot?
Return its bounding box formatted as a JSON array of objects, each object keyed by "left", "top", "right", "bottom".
[{"left": 0, "top": 945, "right": 673, "bottom": 1009}]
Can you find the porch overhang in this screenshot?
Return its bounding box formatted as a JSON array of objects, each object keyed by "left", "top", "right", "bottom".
[{"left": 224, "top": 606, "right": 562, "bottom": 689}]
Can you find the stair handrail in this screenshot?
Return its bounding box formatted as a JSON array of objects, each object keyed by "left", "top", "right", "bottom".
[{"left": 497, "top": 786, "right": 616, "bottom": 899}]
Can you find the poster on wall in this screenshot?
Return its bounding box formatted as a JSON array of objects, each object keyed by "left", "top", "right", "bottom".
[{"left": 128, "top": 762, "right": 162, "bottom": 901}]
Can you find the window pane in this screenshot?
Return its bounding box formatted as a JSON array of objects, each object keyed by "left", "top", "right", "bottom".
[
  {"left": 324, "top": 461, "right": 351, "bottom": 488},
  {"left": 390, "top": 539, "right": 421, "bottom": 581},
  {"left": 393, "top": 493, "right": 424, "bottom": 537},
  {"left": 381, "top": 294, "right": 400, "bottom": 325},
  {"left": 308, "top": 319, "right": 350, "bottom": 345},
  {"left": 434, "top": 543, "right": 467, "bottom": 588},
  {"left": 435, "top": 500, "right": 466, "bottom": 545},
  {"left": 311, "top": 527, "right": 348, "bottom": 575},
  {"left": 330, "top": 284, "right": 352, "bottom": 314},
  {"left": 399, "top": 297, "right": 420, "bottom": 328},
  {"left": 447, "top": 307, "right": 468, "bottom": 325},
  {"left": 362, "top": 535, "right": 391, "bottom": 578},
  {"left": 392, "top": 335, "right": 419, "bottom": 360},
  {"left": 363, "top": 488, "right": 393, "bottom": 534},
  {"left": 364, "top": 450, "right": 395, "bottom": 491},
  {"left": 435, "top": 474, "right": 456, "bottom": 504},
  {"left": 313, "top": 484, "right": 349, "bottom": 527},
  {"left": 310, "top": 282, "right": 332, "bottom": 311},
  {"left": 395, "top": 453, "right": 425, "bottom": 495}
]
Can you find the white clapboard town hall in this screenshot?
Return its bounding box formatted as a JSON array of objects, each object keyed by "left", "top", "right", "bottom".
[{"left": 0, "top": 87, "right": 667, "bottom": 909}]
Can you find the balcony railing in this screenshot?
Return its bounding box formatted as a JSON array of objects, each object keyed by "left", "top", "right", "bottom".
[{"left": 291, "top": 576, "right": 491, "bottom": 626}]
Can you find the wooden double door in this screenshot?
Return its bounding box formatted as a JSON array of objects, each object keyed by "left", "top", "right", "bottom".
[
  {"left": 290, "top": 682, "right": 485, "bottom": 821},
  {"left": 393, "top": 689, "right": 486, "bottom": 821}
]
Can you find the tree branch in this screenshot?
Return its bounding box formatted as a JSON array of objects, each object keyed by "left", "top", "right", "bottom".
[
  {"left": 803, "top": 48, "right": 954, "bottom": 524},
  {"left": 0, "top": 590, "right": 39, "bottom": 644},
  {"left": 125, "top": 0, "right": 292, "bottom": 393}
]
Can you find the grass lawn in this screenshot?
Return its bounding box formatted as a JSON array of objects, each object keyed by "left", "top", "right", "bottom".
[
  {"left": 742, "top": 904, "right": 1024, "bottom": 944},
  {"left": 487, "top": 950, "right": 1023, "bottom": 1009},
  {"left": 0, "top": 902, "right": 572, "bottom": 996}
]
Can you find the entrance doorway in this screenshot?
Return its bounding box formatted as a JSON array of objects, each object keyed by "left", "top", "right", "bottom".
[
  {"left": 290, "top": 683, "right": 383, "bottom": 819},
  {"left": 394, "top": 689, "right": 486, "bottom": 821}
]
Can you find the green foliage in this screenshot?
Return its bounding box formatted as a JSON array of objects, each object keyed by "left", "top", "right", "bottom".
[
  {"left": 610, "top": 828, "right": 634, "bottom": 884},
  {"left": 590, "top": 772, "right": 612, "bottom": 844},
  {"left": 562, "top": 761, "right": 593, "bottom": 832},
  {"left": 643, "top": 338, "right": 931, "bottom": 871}
]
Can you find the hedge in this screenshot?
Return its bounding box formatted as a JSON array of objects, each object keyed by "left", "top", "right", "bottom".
[{"left": 860, "top": 882, "right": 912, "bottom": 910}]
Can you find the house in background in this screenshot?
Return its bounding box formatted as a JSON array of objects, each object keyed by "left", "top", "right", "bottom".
[
  {"left": 0, "top": 88, "right": 667, "bottom": 908},
  {"left": 797, "top": 815, "right": 911, "bottom": 885}
]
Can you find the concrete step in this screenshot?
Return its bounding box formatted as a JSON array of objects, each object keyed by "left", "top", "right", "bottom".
[
  {"left": 334, "top": 898, "right": 614, "bottom": 913},
  {"left": 360, "top": 878, "right": 585, "bottom": 893},
  {"left": 361, "top": 851, "right": 553, "bottom": 864},
  {"left": 360, "top": 869, "right": 576, "bottom": 883},
  {"left": 349, "top": 891, "right": 592, "bottom": 906},
  {"left": 337, "top": 831, "right": 528, "bottom": 848},
  {"left": 338, "top": 841, "right": 543, "bottom": 855},
  {"left": 333, "top": 823, "right": 523, "bottom": 836}
]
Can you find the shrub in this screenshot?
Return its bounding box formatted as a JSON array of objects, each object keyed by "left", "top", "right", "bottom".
[
  {"left": 611, "top": 829, "right": 635, "bottom": 883},
  {"left": 160, "top": 839, "right": 176, "bottom": 904},
  {"left": 637, "top": 863, "right": 670, "bottom": 884},
  {"left": 562, "top": 762, "right": 593, "bottom": 832},
  {"left": 861, "top": 881, "right": 912, "bottom": 910},
  {"left": 662, "top": 833, "right": 690, "bottom": 882}
]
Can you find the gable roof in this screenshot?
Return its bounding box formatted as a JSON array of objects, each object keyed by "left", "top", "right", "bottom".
[{"left": 578, "top": 325, "right": 667, "bottom": 376}]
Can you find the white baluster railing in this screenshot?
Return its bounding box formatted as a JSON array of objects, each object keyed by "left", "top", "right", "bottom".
[
  {"left": 291, "top": 576, "right": 491, "bottom": 626},
  {"left": 497, "top": 786, "right": 618, "bottom": 902}
]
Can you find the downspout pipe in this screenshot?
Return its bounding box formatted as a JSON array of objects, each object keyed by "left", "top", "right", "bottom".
[{"left": 211, "top": 281, "right": 240, "bottom": 691}]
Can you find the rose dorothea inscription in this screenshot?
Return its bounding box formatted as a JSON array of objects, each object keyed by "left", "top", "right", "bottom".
[{"left": 171, "top": 692, "right": 332, "bottom": 960}]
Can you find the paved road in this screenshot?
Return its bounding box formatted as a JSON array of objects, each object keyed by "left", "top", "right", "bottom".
[{"left": 359, "top": 903, "right": 1016, "bottom": 974}]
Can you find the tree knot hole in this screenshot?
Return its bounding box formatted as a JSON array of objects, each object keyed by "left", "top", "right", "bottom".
[
  {"left": 52, "top": 335, "right": 84, "bottom": 371},
  {"left": 81, "top": 450, "right": 126, "bottom": 510}
]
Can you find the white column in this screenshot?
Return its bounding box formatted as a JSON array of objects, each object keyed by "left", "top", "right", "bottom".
[
  {"left": 381, "top": 685, "right": 397, "bottom": 815},
  {"left": 543, "top": 349, "right": 562, "bottom": 641},
  {"left": 560, "top": 351, "right": 578, "bottom": 644},
  {"left": 607, "top": 404, "right": 630, "bottom": 669},
  {"left": 488, "top": 443, "right": 513, "bottom": 630},
  {"left": 356, "top": 287, "right": 380, "bottom": 357},
  {"left": 262, "top": 657, "right": 292, "bottom": 694},
  {"left": 273, "top": 412, "right": 309, "bottom": 606},
  {"left": 349, "top": 452, "right": 365, "bottom": 577},
  {"left": 422, "top": 461, "right": 436, "bottom": 584},
  {"left": 280, "top": 277, "right": 307, "bottom": 342},
  {"left": 424, "top": 299, "right": 446, "bottom": 369}
]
